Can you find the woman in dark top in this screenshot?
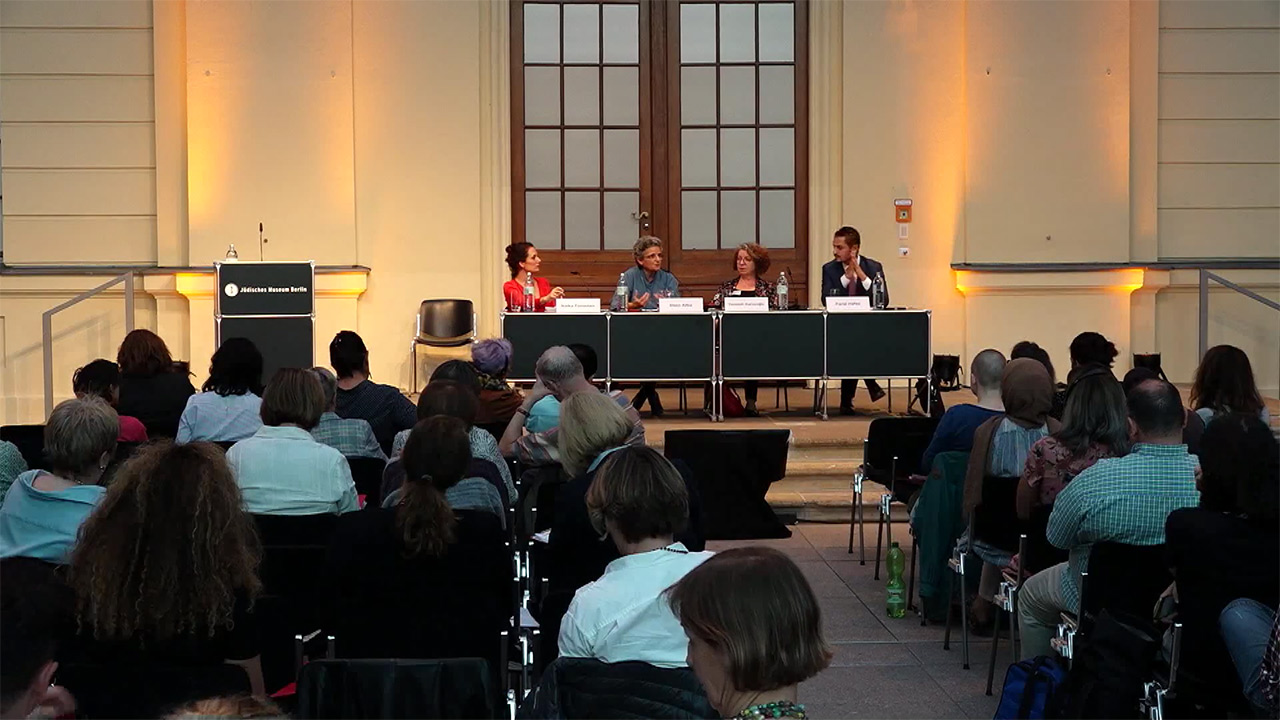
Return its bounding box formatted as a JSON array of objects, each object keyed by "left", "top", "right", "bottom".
[
  {"left": 115, "top": 329, "right": 195, "bottom": 438},
  {"left": 325, "top": 415, "right": 510, "bottom": 662},
  {"left": 66, "top": 441, "right": 263, "bottom": 685},
  {"left": 1166, "top": 413, "right": 1280, "bottom": 698},
  {"left": 710, "top": 243, "right": 777, "bottom": 416},
  {"left": 329, "top": 330, "right": 417, "bottom": 455}
]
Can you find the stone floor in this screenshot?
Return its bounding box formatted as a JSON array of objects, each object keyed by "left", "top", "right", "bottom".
[{"left": 706, "top": 522, "right": 1007, "bottom": 719}]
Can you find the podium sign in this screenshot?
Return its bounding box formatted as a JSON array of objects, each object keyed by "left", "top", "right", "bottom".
[{"left": 215, "top": 261, "right": 315, "bottom": 380}]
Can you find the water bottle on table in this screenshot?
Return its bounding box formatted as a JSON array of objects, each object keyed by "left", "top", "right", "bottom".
[
  {"left": 872, "top": 272, "right": 887, "bottom": 309},
  {"left": 775, "top": 271, "right": 789, "bottom": 310},
  {"left": 523, "top": 275, "right": 535, "bottom": 313},
  {"left": 612, "top": 272, "right": 629, "bottom": 312},
  {"left": 886, "top": 541, "right": 907, "bottom": 618}
]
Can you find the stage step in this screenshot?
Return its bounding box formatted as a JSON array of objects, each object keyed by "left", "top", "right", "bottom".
[{"left": 766, "top": 475, "right": 911, "bottom": 523}]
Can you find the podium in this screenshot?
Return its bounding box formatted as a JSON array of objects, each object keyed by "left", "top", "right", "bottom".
[{"left": 215, "top": 261, "right": 315, "bottom": 379}]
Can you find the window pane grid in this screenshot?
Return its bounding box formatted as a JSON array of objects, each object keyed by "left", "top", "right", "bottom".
[{"left": 678, "top": 0, "right": 796, "bottom": 249}]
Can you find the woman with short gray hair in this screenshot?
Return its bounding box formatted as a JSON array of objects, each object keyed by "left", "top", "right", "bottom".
[
  {"left": 0, "top": 397, "right": 116, "bottom": 562},
  {"left": 620, "top": 236, "right": 679, "bottom": 416}
]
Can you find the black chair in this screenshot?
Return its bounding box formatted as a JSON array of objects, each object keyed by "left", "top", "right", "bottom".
[
  {"left": 347, "top": 456, "right": 387, "bottom": 506},
  {"left": 410, "top": 299, "right": 476, "bottom": 392},
  {"left": 296, "top": 658, "right": 495, "bottom": 719},
  {"left": 663, "top": 429, "right": 790, "bottom": 540},
  {"left": 850, "top": 416, "right": 939, "bottom": 577},
  {"left": 57, "top": 662, "right": 250, "bottom": 719},
  {"left": 1055, "top": 542, "right": 1172, "bottom": 664},
  {"left": 1, "top": 424, "right": 45, "bottom": 470},
  {"left": 519, "top": 657, "right": 715, "bottom": 719},
  {"left": 100, "top": 441, "right": 143, "bottom": 486}
]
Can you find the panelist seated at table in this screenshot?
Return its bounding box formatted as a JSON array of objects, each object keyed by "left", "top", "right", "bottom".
[
  {"left": 620, "top": 236, "right": 678, "bottom": 417},
  {"left": 710, "top": 243, "right": 777, "bottom": 417},
  {"left": 820, "top": 226, "right": 887, "bottom": 415},
  {"left": 503, "top": 242, "right": 564, "bottom": 312},
  {"left": 621, "top": 235, "right": 679, "bottom": 311}
]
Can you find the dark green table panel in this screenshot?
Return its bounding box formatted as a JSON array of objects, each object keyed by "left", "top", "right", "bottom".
[
  {"left": 826, "top": 310, "right": 930, "bottom": 378},
  {"left": 721, "top": 311, "right": 825, "bottom": 379},
  {"left": 609, "top": 313, "right": 715, "bottom": 380},
  {"left": 501, "top": 313, "right": 609, "bottom": 381}
]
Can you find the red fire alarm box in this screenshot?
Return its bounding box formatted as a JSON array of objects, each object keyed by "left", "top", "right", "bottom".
[{"left": 894, "top": 198, "right": 913, "bottom": 223}]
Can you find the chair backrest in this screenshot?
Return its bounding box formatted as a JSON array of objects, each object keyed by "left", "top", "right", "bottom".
[
  {"left": 1, "top": 424, "right": 46, "bottom": 470},
  {"left": 416, "top": 299, "right": 476, "bottom": 346},
  {"left": 1080, "top": 542, "right": 1171, "bottom": 629},
  {"left": 58, "top": 661, "right": 251, "bottom": 719},
  {"left": 1023, "top": 502, "right": 1068, "bottom": 575},
  {"left": 520, "top": 657, "right": 716, "bottom": 720},
  {"left": 346, "top": 456, "right": 387, "bottom": 505},
  {"left": 516, "top": 464, "right": 568, "bottom": 536},
  {"left": 297, "top": 658, "right": 494, "bottom": 719},
  {"left": 662, "top": 429, "right": 790, "bottom": 540},
  {"left": 252, "top": 513, "right": 339, "bottom": 596},
  {"left": 972, "top": 475, "right": 1021, "bottom": 553},
  {"left": 864, "top": 416, "right": 940, "bottom": 479}
]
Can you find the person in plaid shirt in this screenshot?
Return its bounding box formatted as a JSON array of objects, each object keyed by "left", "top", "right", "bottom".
[
  {"left": 1017, "top": 379, "right": 1200, "bottom": 660},
  {"left": 309, "top": 367, "right": 386, "bottom": 461}
]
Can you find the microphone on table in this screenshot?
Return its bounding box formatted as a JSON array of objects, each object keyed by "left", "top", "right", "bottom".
[{"left": 258, "top": 222, "right": 268, "bottom": 261}]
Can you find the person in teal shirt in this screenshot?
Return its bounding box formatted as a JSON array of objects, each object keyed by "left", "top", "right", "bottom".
[{"left": 0, "top": 397, "right": 115, "bottom": 563}]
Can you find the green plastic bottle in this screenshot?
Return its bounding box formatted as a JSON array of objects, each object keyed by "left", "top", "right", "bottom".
[{"left": 886, "top": 542, "right": 907, "bottom": 618}]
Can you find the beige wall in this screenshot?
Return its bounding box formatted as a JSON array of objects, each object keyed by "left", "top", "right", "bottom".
[{"left": 2, "top": 0, "right": 1278, "bottom": 424}]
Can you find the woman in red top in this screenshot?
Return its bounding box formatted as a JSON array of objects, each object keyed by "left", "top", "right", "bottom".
[
  {"left": 72, "top": 359, "right": 149, "bottom": 443},
  {"left": 503, "top": 242, "right": 563, "bottom": 312}
]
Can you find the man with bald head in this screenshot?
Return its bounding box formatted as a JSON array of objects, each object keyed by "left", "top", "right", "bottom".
[
  {"left": 1017, "top": 378, "right": 1199, "bottom": 660},
  {"left": 498, "top": 345, "right": 645, "bottom": 465},
  {"left": 918, "top": 349, "right": 1007, "bottom": 473}
]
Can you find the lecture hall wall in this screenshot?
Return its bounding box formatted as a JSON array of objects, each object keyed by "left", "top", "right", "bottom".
[{"left": 1, "top": 0, "right": 1276, "bottom": 424}]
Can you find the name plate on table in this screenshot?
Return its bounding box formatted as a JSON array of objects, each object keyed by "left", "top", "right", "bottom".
[
  {"left": 826, "top": 296, "right": 872, "bottom": 313},
  {"left": 723, "top": 296, "right": 770, "bottom": 313},
  {"left": 658, "top": 297, "right": 704, "bottom": 314},
  {"left": 554, "top": 298, "right": 601, "bottom": 314}
]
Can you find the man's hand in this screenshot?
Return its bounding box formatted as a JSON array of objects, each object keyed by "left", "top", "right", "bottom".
[
  {"left": 629, "top": 292, "right": 651, "bottom": 310},
  {"left": 851, "top": 253, "right": 868, "bottom": 282}
]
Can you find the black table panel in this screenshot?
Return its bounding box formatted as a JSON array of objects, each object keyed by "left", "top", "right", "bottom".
[
  {"left": 609, "top": 313, "right": 715, "bottom": 380},
  {"left": 219, "top": 316, "right": 314, "bottom": 380},
  {"left": 720, "top": 311, "right": 825, "bottom": 379},
  {"left": 501, "top": 313, "right": 609, "bottom": 381},
  {"left": 826, "top": 310, "right": 930, "bottom": 378}
]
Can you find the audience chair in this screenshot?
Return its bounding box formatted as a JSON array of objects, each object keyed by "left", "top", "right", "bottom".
[
  {"left": 986, "top": 533, "right": 1028, "bottom": 696},
  {"left": 296, "top": 658, "right": 495, "bottom": 720},
  {"left": 518, "top": 657, "right": 717, "bottom": 719},
  {"left": 57, "top": 662, "right": 251, "bottom": 719},
  {"left": 910, "top": 451, "right": 970, "bottom": 625},
  {"left": 100, "top": 441, "right": 142, "bottom": 486},
  {"left": 848, "top": 416, "right": 938, "bottom": 574},
  {"left": 346, "top": 456, "right": 387, "bottom": 506},
  {"left": 1054, "top": 542, "right": 1171, "bottom": 663},
  {"left": 942, "top": 514, "right": 973, "bottom": 670},
  {"left": 1132, "top": 353, "right": 1168, "bottom": 382},
  {"left": 410, "top": 299, "right": 476, "bottom": 393},
  {"left": 0, "top": 424, "right": 45, "bottom": 470},
  {"left": 1141, "top": 622, "right": 1182, "bottom": 720}
]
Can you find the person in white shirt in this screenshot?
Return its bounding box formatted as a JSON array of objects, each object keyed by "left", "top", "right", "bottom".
[
  {"left": 227, "top": 367, "right": 358, "bottom": 516},
  {"left": 558, "top": 446, "right": 713, "bottom": 667},
  {"left": 176, "top": 337, "right": 264, "bottom": 444}
]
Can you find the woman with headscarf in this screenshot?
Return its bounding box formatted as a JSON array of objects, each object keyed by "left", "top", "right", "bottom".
[
  {"left": 962, "top": 358, "right": 1060, "bottom": 630},
  {"left": 470, "top": 338, "right": 523, "bottom": 426}
]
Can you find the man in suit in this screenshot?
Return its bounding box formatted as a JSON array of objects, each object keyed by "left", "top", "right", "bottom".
[{"left": 820, "top": 226, "right": 888, "bottom": 415}]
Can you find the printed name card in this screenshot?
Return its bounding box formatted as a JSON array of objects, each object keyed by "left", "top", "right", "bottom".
[
  {"left": 554, "top": 298, "right": 601, "bottom": 314},
  {"left": 658, "top": 297, "right": 704, "bottom": 314},
  {"left": 723, "top": 296, "right": 770, "bottom": 313},
  {"left": 826, "top": 296, "right": 872, "bottom": 313}
]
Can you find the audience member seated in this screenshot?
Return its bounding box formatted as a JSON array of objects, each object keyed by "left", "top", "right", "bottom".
[
  {"left": 329, "top": 330, "right": 416, "bottom": 455},
  {"left": 525, "top": 343, "right": 598, "bottom": 434},
  {"left": 500, "top": 345, "right": 644, "bottom": 465},
  {"left": 116, "top": 328, "right": 195, "bottom": 439},
  {"left": 559, "top": 446, "right": 714, "bottom": 666},
  {"left": 72, "top": 359, "right": 148, "bottom": 443},
  {"left": 1191, "top": 344, "right": 1271, "bottom": 427},
  {"left": 0, "top": 558, "right": 77, "bottom": 720},
  {"left": 963, "top": 358, "right": 1058, "bottom": 629},
  {"left": 324, "top": 415, "right": 510, "bottom": 661},
  {"left": 1016, "top": 379, "right": 1200, "bottom": 660},
  {"left": 65, "top": 441, "right": 264, "bottom": 693},
  {"left": 1067, "top": 331, "right": 1118, "bottom": 382},
  {"left": 308, "top": 367, "right": 385, "bottom": 460},
  {"left": 1220, "top": 598, "right": 1280, "bottom": 718},
  {"left": 227, "top": 368, "right": 357, "bottom": 516},
  {"left": 0, "top": 398, "right": 114, "bottom": 563},
  {"left": 1124, "top": 367, "right": 1204, "bottom": 455},
  {"left": 393, "top": 370, "right": 515, "bottom": 503},
  {"left": 0, "top": 441, "right": 27, "bottom": 503},
  {"left": 1017, "top": 368, "right": 1129, "bottom": 522},
  {"left": 165, "top": 693, "right": 283, "bottom": 719},
  {"left": 176, "top": 337, "right": 264, "bottom": 444},
  {"left": 919, "top": 349, "right": 1006, "bottom": 473},
  {"left": 1165, "top": 413, "right": 1279, "bottom": 698},
  {"left": 386, "top": 384, "right": 506, "bottom": 521},
  {"left": 666, "top": 547, "right": 831, "bottom": 720},
  {"left": 710, "top": 244, "right": 778, "bottom": 416},
  {"left": 1011, "top": 340, "right": 1065, "bottom": 419},
  {"left": 471, "top": 338, "right": 523, "bottom": 426}
]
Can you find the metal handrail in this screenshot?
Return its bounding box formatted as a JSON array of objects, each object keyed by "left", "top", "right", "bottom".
[
  {"left": 42, "top": 272, "right": 136, "bottom": 417},
  {"left": 1199, "top": 268, "right": 1280, "bottom": 360}
]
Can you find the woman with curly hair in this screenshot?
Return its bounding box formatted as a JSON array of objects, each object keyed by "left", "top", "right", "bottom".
[{"left": 66, "top": 441, "right": 263, "bottom": 690}]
